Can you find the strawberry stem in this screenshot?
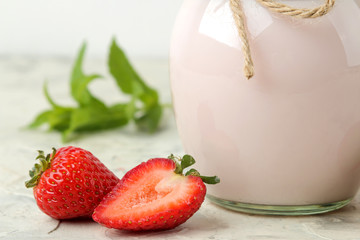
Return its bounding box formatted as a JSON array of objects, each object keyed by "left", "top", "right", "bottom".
[
  {"left": 25, "top": 148, "right": 57, "bottom": 188},
  {"left": 168, "top": 154, "right": 183, "bottom": 174},
  {"left": 168, "top": 154, "right": 220, "bottom": 185}
]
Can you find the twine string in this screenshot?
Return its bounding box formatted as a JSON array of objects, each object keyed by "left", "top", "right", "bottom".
[{"left": 229, "top": 0, "right": 336, "bottom": 79}]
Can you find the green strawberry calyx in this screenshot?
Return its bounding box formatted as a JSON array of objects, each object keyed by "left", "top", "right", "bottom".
[
  {"left": 25, "top": 148, "right": 57, "bottom": 188},
  {"left": 168, "top": 154, "right": 220, "bottom": 185}
]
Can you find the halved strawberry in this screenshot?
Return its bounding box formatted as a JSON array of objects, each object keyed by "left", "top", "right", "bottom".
[{"left": 92, "top": 155, "right": 219, "bottom": 231}]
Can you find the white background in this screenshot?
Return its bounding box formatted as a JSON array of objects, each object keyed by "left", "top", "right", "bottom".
[{"left": 0, "top": 0, "right": 183, "bottom": 59}]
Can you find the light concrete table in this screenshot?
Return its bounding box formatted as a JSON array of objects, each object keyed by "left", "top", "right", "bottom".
[{"left": 0, "top": 56, "right": 359, "bottom": 240}]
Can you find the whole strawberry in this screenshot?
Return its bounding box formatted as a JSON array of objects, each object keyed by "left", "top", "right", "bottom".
[
  {"left": 92, "top": 154, "right": 219, "bottom": 231},
  {"left": 25, "top": 146, "right": 119, "bottom": 219}
]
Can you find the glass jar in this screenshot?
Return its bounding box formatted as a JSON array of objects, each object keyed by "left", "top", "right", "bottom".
[{"left": 170, "top": 0, "right": 360, "bottom": 215}]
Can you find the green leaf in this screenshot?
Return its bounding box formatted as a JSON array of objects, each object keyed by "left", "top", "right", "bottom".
[
  {"left": 25, "top": 175, "right": 40, "bottom": 188},
  {"left": 185, "top": 168, "right": 220, "bottom": 185},
  {"left": 109, "top": 39, "right": 141, "bottom": 95},
  {"left": 185, "top": 168, "right": 200, "bottom": 177},
  {"left": 28, "top": 106, "right": 73, "bottom": 131},
  {"left": 46, "top": 107, "right": 73, "bottom": 132},
  {"left": 199, "top": 175, "right": 220, "bottom": 185},
  {"left": 70, "top": 43, "right": 104, "bottom": 107},
  {"left": 28, "top": 110, "right": 52, "bottom": 129},
  {"left": 139, "top": 87, "right": 159, "bottom": 108},
  {"left": 169, "top": 155, "right": 196, "bottom": 175},
  {"left": 72, "top": 74, "right": 103, "bottom": 106},
  {"left": 108, "top": 39, "right": 163, "bottom": 132},
  {"left": 181, "top": 155, "right": 196, "bottom": 171},
  {"left": 44, "top": 81, "right": 59, "bottom": 108},
  {"left": 135, "top": 104, "right": 163, "bottom": 133},
  {"left": 25, "top": 148, "right": 56, "bottom": 189},
  {"left": 62, "top": 103, "right": 129, "bottom": 142},
  {"left": 28, "top": 39, "right": 166, "bottom": 142}
]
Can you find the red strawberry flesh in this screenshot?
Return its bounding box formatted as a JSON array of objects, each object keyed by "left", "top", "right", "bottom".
[{"left": 92, "top": 158, "right": 206, "bottom": 231}]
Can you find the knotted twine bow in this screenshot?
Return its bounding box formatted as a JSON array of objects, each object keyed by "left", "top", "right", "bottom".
[{"left": 229, "top": 0, "right": 336, "bottom": 79}]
